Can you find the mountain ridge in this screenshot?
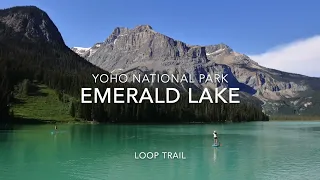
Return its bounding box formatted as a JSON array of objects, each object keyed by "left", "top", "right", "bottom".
[
  {"left": 72, "top": 25, "right": 320, "bottom": 115},
  {"left": 0, "top": 6, "right": 269, "bottom": 126}
]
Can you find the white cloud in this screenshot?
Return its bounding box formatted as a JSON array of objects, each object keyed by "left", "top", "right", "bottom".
[{"left": 248, "top": 35, "right": 320, "bottom": 77}]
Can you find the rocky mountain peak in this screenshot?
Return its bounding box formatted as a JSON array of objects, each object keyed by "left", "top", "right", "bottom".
[
  {"left": 0, "top": 6, "right": 64, "bottom": 44},
  {"left": 133, "top": 24, "right": 153, "bottom": 32},
  {"left": 105, "top": 27, "right": 129, "bottom": 44},
  {"left": 205, "top": 43, "right": 233, "bottom": 53},
  {"left": 105, "top": 25, "right": 154, "bottom": 44},
  {"left": 71, "top": 24, "right": 320, "bottom": 115},
  {"left": 112, "top": 27, "right": 129, "bottom": 35}
]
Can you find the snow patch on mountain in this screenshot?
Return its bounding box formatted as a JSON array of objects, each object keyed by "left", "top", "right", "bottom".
[
  {"left": 72, "top": 43, "right": 103, "bottom": 58},
  {"left": 72, "top": 47, "right": 90, "bottom": 56}
]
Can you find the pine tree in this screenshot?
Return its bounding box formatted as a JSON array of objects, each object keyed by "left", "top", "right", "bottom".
[{"left": 69, "top": 101, "right": 75, "bottom": 118}]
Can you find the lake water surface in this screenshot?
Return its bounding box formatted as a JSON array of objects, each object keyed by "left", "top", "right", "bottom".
[{"left": 1, "top": 122, "right": 320, "bottom": 180}]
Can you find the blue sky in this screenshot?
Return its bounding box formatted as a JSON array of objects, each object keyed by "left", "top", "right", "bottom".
[{"left": 1, "top": 0, "right": 320, "bottom": 76}]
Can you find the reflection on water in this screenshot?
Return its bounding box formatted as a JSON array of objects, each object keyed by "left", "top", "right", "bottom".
[
  {"left": 213, "top": 148, "right": 217, "bottom": 162},
  {"left": 0, "top": 122, "right": 320, "bottom": 180}
]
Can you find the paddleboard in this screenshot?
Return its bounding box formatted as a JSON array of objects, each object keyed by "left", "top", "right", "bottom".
[
  {"left": 51, "top": 130, "right": 66, "bottom": 135},
  {"left": 212, "top": 143, "right": 220, "bottom": 147}
]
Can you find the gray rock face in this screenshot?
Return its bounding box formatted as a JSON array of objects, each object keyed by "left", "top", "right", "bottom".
[
  {"left": 72, "top": 25, "right": 320, "bottom": 115},
  {"left": 0, "top": 6, "right": 64, "bottom": 44}
]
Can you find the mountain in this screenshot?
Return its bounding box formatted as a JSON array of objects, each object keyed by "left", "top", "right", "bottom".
[
  {"left": 72, "top": 25, "right": 320, "bottom": 116},
  {"left": 0, "top": 6, "right": 64, "bottom": 44},
  {"left": 0, "top": 6, "right": 268, "bottom": 126},
  {"left": 0, "top": 6, "right": 106, "bottom": 124}
]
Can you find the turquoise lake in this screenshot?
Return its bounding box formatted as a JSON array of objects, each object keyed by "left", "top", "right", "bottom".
[{"left": 1, "top": 122, "right": 320, "bottom": 180}]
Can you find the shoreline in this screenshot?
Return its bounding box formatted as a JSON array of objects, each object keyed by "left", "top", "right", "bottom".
[
  {"left": 3, "top": 118, "right": 320, "bottom": 129},
  {"left": 2, "top": 117, "right": 268, "bottom": 127},
  {"left": 2, "top": 119, "right": 320, "bottom": 130},
  {"left": 269, "top": 119, "right": 320, "bottom": 122},
  {"left": 269, "top": 116, "right": 320, "bottom": 121}
]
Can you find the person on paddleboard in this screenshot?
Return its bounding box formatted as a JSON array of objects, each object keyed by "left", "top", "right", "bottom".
[
  {"left": 55, "top": 125, "right": 58, "bottom": 130},
  {"left": 213, "top": 131, "right": 218, "bottom": 144}
]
